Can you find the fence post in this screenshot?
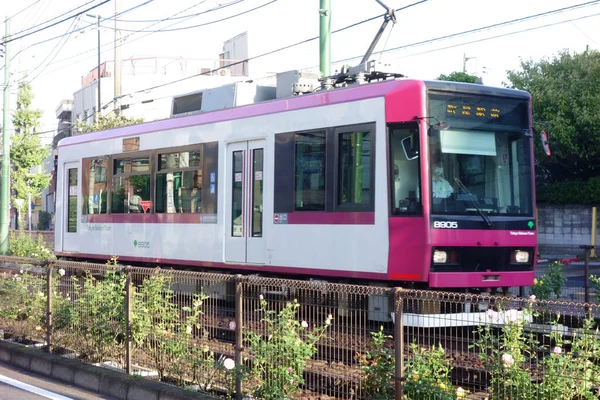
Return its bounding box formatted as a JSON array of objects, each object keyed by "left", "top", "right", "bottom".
[
  {"left": 46, "top": 261, "right": 53, "bottom": 353},
  {"left": 394, "top": 288, "right": 404, "bottom": 400},
  {"left": 592, "top": 207, "right": 597, "bottom": 258},
  {"left": 125, "top": 267, "right": 133, "bottom": 375},
  {"left": 234, "top": 275, "right": 244, "bottom": 400},
  {"left": 580, "top": 245, "right": 593, "bottom": 304}
]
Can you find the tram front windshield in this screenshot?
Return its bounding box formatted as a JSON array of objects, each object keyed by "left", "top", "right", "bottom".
[{"left": 427, "top": 91, "right": 533, "bottom": 216}]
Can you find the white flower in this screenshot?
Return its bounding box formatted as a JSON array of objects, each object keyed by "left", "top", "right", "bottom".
[
  {"left": 328, "top": 314, "right": 333, "bottom": 320},
  {"left": 229, "top": 321, "right": 236, "bottom": 330},
  {"left": 259, "top": 294, "right": 264, "bottom": 300},
  {"left": 58, "top": 269, "right": 65, "bottom": 276},
  {"left": 553, "top": 346, "right": 562, "bottom": 355},
  {"left": 38, "top": 292, "right": 44, "bottom": 297},
  {"left": 19, "top": 269, "right": 24, "bottom": 274},
  {"left": 223, "top": 358, "right": 235, "bottom": 370},
  {"left": 301, "top": 321, "right": 308, "bottom": 328},
  {"left": 529, "top": 294, "right": 536, "bottom": 302},
  {"left": 502, "top": 353, "right": 515, "bottom": 367},
  {"left": 506, "top": 309, "right": 520, "bottom": 323},
  {"left": 186, "top": 326, "right": 192, "bottom": 334}
]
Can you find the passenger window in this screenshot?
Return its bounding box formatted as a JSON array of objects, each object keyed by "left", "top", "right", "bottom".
[
  {"left": 294, "top": 132, "right": 326, "bottom": 211},
  {"left": 67, "top": 168, "right": 78, "bottom": 232},
  {"left": 111, "top": 156, "right": 151, "bottom": 214},
  {"left": 389, "top": 124, "right": 422, "bottom": 215},
  {"left": 155, "top": 149, "right": 203, "bottom": 214},
  {"left": 82, "top": 157, "right": 108, "bottom": 215},
  {"left": 338, "top": 131, "right": 371, "bottom": 205}
]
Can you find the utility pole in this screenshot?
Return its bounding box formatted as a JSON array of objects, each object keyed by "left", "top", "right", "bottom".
[
  {"left": 463, "top": 53, "right": 475, "bottom": 73},
  {"left": 1, "top": 17, "right": 10, "bottom": 253},
  {"left": 86, "top": 14, "right": 101, "bottom": 119},
  {"left": 319, "top": 0, "right": 331, "bottom": 78},
  {"left": 114, "top": 0, "right": 122, "bottom": 116}
]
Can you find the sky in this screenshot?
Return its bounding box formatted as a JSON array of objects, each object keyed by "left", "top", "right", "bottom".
[{"left": 2, "top": 0, "right": 599, "bottom": 137}]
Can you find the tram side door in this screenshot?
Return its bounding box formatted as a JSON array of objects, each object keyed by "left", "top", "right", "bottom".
[
  {"left": 62, "top": 162, "right": 79, "bottom": 252},
  {"left": 224, "top": 140, "right": 266, "bottom": 264}
]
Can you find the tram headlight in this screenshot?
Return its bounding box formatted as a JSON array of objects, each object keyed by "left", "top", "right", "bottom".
[
  {"left": 512, "top": 250, "right": 530, "bottom": 263},
  {"left": 433, "top": 250, "right": 448, "bottom": 264}
]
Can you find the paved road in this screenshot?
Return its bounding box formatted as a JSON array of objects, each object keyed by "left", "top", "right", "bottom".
[{"left": 0, "top": 362, "right": 116, "bottom": 400}]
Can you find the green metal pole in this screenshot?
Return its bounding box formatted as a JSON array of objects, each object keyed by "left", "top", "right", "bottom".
[
  {"left": 319, "top": 0, "right": 331, "bottom": 77},
  {"left": 1, "top": 17, "right": 11, "bottom": 254}
]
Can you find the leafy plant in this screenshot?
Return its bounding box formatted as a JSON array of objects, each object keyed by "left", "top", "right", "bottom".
[
  {"left": 404, "top": 342, "right": 458, "bottom": 400},
  {"left": 71, "top": 257, "right": 126, "bottom": 363},
  {"left": 244, "top": 297, "right": 331, "bottom": 400},
  {"left": 7, "top": 232, "right": 55, "bottom": 260},
  {"left": 132, "top": 268, "right": 208, "bottom": 382},
  {"left": 531, "top": 261, "right": 565, "bottom": 300},
  {"left": 357, "top": 326, "right": 395, "bottom": 399}
]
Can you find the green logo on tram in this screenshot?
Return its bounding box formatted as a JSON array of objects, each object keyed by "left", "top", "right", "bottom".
[{"left": 527, "top": 221, "right": 535, "bottom": 229}]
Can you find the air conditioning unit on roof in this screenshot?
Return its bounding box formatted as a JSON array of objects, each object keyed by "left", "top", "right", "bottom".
[{"left": 218, "top": 68, "right": 231, "bottom": 76}]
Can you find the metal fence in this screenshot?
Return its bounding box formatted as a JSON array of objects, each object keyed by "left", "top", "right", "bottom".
[{"left": 2, "top": 256, "right": 600, "bottom": 399}]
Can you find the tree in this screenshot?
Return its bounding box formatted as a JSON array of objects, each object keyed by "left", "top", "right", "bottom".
[
  {"left": 505, "top": 49, "right": 600, "bottom": 183},
  {"left": 75, "top": 113, "right": 144, "bottom": 133},
  {"left": 436, "top": 71, "right": 478, "bottom": 83},
  {"left": 11, "top": 82, "right": 51, "bottom": 229}
]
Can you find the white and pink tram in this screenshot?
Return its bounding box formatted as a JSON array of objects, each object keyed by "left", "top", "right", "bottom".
[{"left": 55, "top": 73, "right": 538, "bottom": 293}]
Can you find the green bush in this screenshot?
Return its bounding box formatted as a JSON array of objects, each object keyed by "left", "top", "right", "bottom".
[
  {"left": 536, "top": 176, "right": 600, "bottom": 204},
  {"left": 7, "top": 232, "right": 54, "bottom": 260}
]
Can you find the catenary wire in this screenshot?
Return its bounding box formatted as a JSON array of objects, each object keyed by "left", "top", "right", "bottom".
[
  {"left": 1, "top": 0, "right": 110, "bottom": 46},
  {"left": 103, "top": 0, "right": 600, "bottom": 108},
  {"left": 114, "top": 0, "right": 245, "bottom": 23},
  {"left": 113, "top": 0, "right": 279, "bottom": 33},
  {"left": 9, "top": 0, "right": 43, "bottom": 19},
  {"left": 8, "top": 0, "right": 101, "bottom": 39}
]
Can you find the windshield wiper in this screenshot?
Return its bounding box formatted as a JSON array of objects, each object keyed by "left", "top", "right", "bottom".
[{"left": 453, "top": 178, "right": 494, "bottom": 228}]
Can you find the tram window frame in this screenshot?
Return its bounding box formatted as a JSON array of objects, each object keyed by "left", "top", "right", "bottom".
[
  {"left": 293, "top": 130, "right": 327, "bottom": 212},
  {"left": 81, "top": 156, "right": 110, "bottom": 215},
  {"left": 334, "top": 123, "right": 375, "bottom": 212},
  {"left": 155, "top": 144, "right": 204, "bottom": 214},
  {"left": 388, "top": 122, "right": 423, "bottom": 216},
  {"left": 111, "top": 152, "right": 153, "bottom": 214}
]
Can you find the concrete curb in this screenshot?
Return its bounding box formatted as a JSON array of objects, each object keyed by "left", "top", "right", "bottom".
[{"left": 0, "top": 340, "right": 217, "bottom": 400}]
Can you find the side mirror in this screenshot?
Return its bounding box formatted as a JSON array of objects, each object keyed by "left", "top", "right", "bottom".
[
  {"left": 540, "top": 130, "right": 551, "bottom": 156},
  {"left": 402, "top": 136, "right": 418, "bottom": 160}
]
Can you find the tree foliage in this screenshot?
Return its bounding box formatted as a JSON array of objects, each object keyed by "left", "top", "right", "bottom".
[
  {"left": 436, "top": 71, "right": 478, "bottom": 83},
  {"left": 76, "top": 113, "right": 144, "bottom": 133},
  {"left": 505, "top": 49, "right": 600, "bottom": 184},
  {"left": 10, "top": 82, "right": 51, "bottom": 227}
]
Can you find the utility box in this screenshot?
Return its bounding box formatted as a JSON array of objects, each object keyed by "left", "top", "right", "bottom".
[{"left": 275, "top": 70, "right": 321, "bottom": 99}]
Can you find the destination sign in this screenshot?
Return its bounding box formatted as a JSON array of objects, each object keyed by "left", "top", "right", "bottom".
[
  {"left": 445, "top": 104, "right": 501, "bottom": 119},
  {"left": 429, "top": 92, "right": 529, "bottom": 129}
]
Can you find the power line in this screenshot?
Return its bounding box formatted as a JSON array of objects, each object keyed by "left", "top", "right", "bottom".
[
  {"left": 115, "top": 0, "right": 244, "bottom": 23},
  {"left": 8, "top": 0, "right": 100, "bottom": 39},
  {"left": 113, "top": 0, "right": 278, "bottom": 33},
  {"left": 21, "top": 0, "right": 258, "bottom": 77},
  {"left": 25, "top": 17, "right": 80, "bottom": 84},
  {"left": 109, "top": 0, "right": 600, "bottom": 109},
  {"left": 395, "top": 11, "right": 600, "bottom": 61},
  {"left": 1, "top": 0, "right": 110, "bottom": 46},
  {"left": 331, "top": 0, "right": 600, "bottom": 65},
  {"left": 9, "top": 0, "right": 43, "bottom": 19},
  {"left": 6, "top": 0, "right": 154, "bottom": 65}
]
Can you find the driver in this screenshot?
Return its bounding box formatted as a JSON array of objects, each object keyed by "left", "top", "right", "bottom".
[{"left": 432, "top": 163, "right": 454, "bottom": 199}]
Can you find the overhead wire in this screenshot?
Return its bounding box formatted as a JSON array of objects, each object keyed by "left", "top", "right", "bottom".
[
  {"left": 9, "top": 0, "right": 43, "bottom": 19},
  {"left": 8, "top": 0, "right": 100, "bottom": 39},
  {"left": 25, "top": 17, "right": 81, "bottom": 83},
  {"left": 113, "top": 0, "right": 279, "bottom": 33},
  {"left": 26, "top": 0, "right": 274, "bottom": 78},
  {"left": 114, "top": 0, "right": 245, "bottom": 23},
  {"left": 104, "top": 0, "right": 600, "bottom": 108},
  {"left": 1, "top": 0, "right": 111, "bottom": 46}
]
